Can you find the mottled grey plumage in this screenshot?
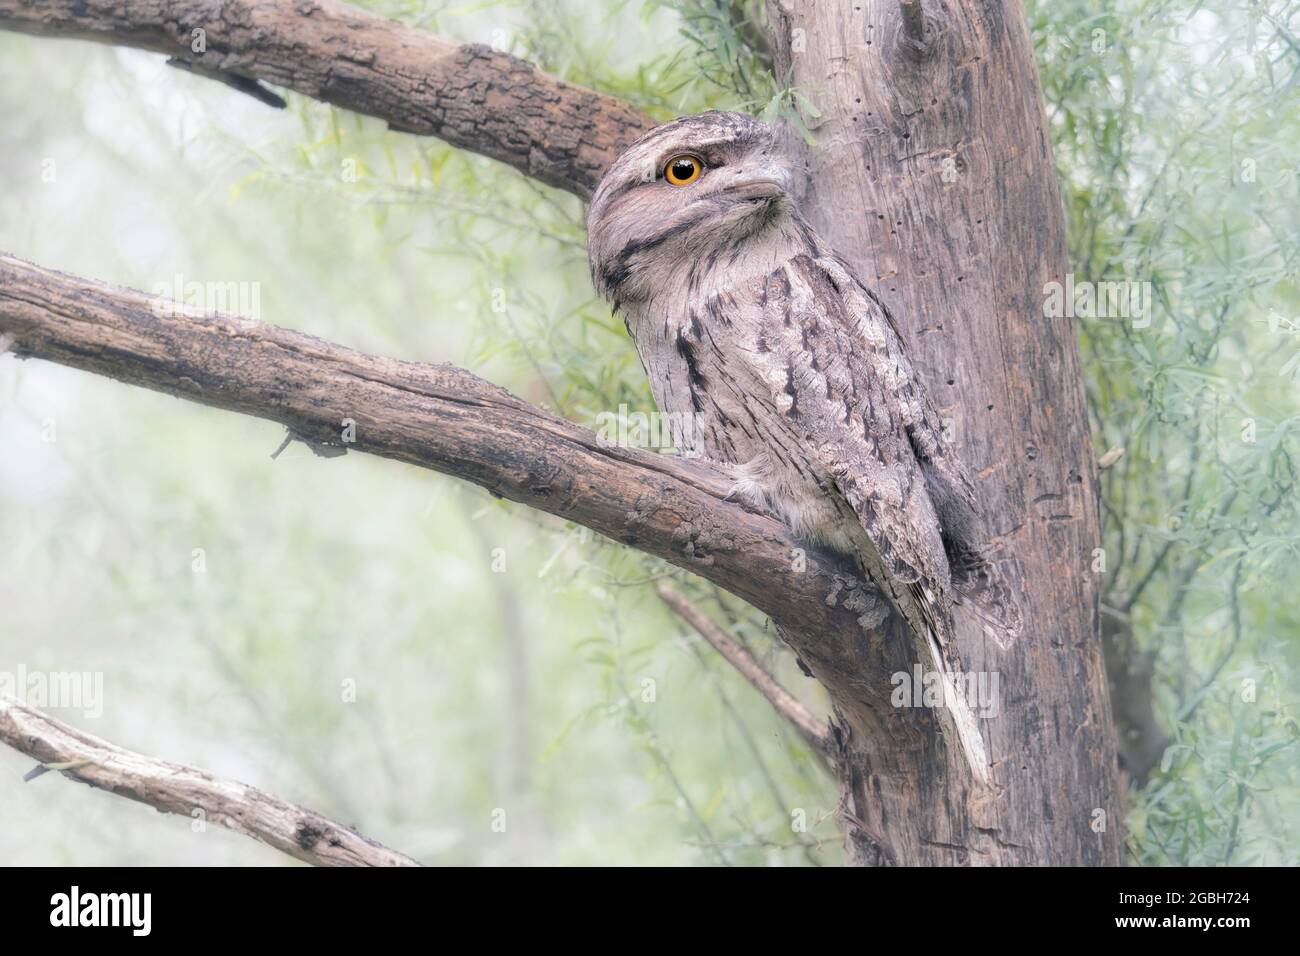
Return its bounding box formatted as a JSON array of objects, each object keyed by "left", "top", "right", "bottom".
[{"left": 588, "top": 113, "right": 1018, "bottom": 765}]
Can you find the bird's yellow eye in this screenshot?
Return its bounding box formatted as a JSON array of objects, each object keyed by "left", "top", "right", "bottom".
[{"left": 664, "top": 155, "right": 703, "bottom": 186}]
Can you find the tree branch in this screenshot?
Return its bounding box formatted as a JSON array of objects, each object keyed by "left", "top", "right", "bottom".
[
  {"left": 0, "top": 0, "right": 653, "bottom": 199},
  {"left": 0, "top": 253, "right": 877, "bottom": 667},
  {"left": 656, "top": 583, "right": 831, "bottom": 755},
  {"left": 0, "top": 693, "right": 419, "bottom": 867}
]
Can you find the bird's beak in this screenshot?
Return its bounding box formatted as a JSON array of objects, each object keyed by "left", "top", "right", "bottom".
[{"left": 723, "top": 161, "right": 791, "bottom": 200}]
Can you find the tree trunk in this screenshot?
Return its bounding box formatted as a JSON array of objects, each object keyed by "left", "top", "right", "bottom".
[
  {"left": 0, "top": 0, "right": 1126, "bottom": 866},
  {"left": 765, "top": 0, "right": 1123, "bottom": 864}
]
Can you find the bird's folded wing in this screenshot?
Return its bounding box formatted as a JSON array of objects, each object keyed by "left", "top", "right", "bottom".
[
  {"left": 732, "top": 255, "right": 958, "bottom": 646},
  {"left": 813, "top": 253, "right": 980, "bottom": 512}
]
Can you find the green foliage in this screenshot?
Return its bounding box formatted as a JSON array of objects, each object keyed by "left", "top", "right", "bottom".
[{"left": 1031, "top": 0, "right": 1300, "bottom": 864}]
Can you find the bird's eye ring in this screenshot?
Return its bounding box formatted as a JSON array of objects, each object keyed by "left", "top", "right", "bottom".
[{"left": 663, "top": 154, "right": 703, "bottom": 186}]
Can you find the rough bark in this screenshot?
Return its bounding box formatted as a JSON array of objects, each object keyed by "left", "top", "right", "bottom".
[
  {"left": 0, "top": 693, "right": 419, "bottom": 866},
  {"left": 0, "top": 0, "right": 653, "bottom": 198},
  {"left": 765, "top": 0, "right": 1123, "bottom": 864}
]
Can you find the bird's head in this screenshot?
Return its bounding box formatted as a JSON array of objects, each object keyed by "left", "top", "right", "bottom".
[{"left": 587, "top": 111, "right": 794, "bottom": 303}]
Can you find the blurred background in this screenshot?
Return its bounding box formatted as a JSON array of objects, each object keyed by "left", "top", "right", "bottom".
[{"left": 0, "top": 0, "right": 1295, "bottom": 865}]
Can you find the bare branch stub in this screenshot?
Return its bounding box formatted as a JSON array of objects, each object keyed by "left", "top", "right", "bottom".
[{"left": 165, "top": 57, "right": 287, "bottom": 109}]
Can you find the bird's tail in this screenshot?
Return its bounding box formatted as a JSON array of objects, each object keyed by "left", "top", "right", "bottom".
[
  {"left": 910, "top": 617, "right": 990, "bottom": 786},
  {"left": 841, "top": 518, "right": 992, "bottom": 786}
]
